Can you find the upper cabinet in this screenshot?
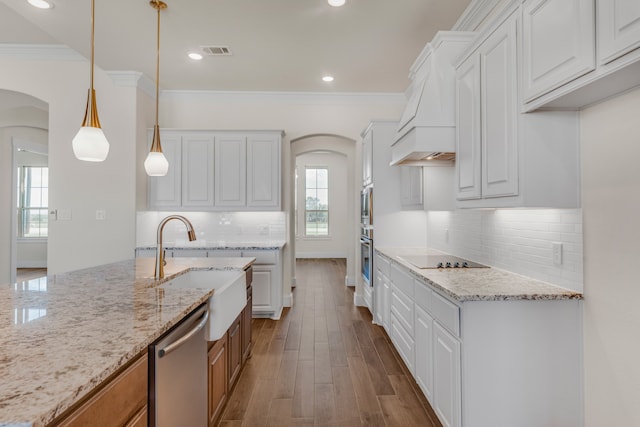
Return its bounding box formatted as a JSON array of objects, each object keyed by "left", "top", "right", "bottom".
[
  {"left": 521, "top": 0, "right": 640, "bottom": 111},
  {"left": 598, "top": 0, "right": 640, "bottom": 65},
  {"left": 521, "top": 0, "right": 595, "bottom": 103},
  {"left": 148, "top": 130, "right": 283, "bottom": 211},
  {"left": 455, "top": 8, "right": 581, "bottom": 209}
]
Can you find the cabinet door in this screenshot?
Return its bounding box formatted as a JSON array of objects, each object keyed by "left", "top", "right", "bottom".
[
  {"left": 208, "top": 338, "right": 227, "bottom": 427},
  {"left": 433, "top": 323, "right": 461, "bottom": 427},
  {"left": 251, "top": 267, "right": 273, "bottom": 310},
  {"left": 362, "top": 130, "right": 373, "bottom": 186},
  {"left": 182, "top": 135, "right": 215, "bottom": 208},
  {"left": 148, "top": 135, "right": 182, "bottom": 209},
  {"left": 215, "top": 135, "right": 247, "bottom": 207},
  {"left": 374, "top": 271, "right": 384, "bottom": 325},
  {"left": 400, "top": 166, "right": 423, "bottom": 208},
  {"left": 382, "top": 277, "right": 390, "bottom": 332},
  {"left": 242, "top": 290, "right": 252, "bottom": 362},
  {"left": 247, "top": 134, "right": 280, "bottom": 208},
  {"left": 455, "top": 54, "right": 482, "bottom": 200},
  {"left": 521, "top": 0, "right": 595, "bottom": 102},
  {"left": 415, "top": 305, "right": 434, "bottom": 402},
  {"left": 228, "top": 314, "right": 242, "bottom": 390},
  {"left": 480, "top": 16, "right": 519, "bottom": 199},
  {"left": 598, "top": 0, "right": 640, "bottom": 64}
]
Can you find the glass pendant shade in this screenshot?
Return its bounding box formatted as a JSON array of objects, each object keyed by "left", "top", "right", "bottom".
[
  {"left": 144, "top": 125, "right": 169, "bottom": 176},
  {"left": 72, "top": 88, "right": 109, "bottom": 162}
]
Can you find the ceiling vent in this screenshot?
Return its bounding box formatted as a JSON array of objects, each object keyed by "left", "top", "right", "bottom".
[{"left": 201, "top": 46, "right": 232, "bottom": 56}]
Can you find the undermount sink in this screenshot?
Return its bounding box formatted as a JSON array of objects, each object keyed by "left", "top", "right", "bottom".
[{"left": 161, "top": 269, "right": 247, "bottom": 341}]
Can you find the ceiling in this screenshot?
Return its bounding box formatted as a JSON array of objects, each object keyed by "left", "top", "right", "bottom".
[{"left": 0, "top": 0, "right": 471, "bottom": 93}]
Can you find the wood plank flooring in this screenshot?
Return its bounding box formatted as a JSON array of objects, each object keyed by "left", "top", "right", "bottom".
[
  {"left": 219, "top": 258, "right": 442, "bottom": 427},
  {"left": 16, "top": 268, "right": 47, "bottom": 282}
]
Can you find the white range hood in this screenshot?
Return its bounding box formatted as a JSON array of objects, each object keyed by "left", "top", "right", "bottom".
[{"left": 391, "top": 31, "right": 475, "bottom": 166}]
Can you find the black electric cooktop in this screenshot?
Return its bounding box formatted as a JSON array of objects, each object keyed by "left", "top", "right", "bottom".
[{"left": 398, "top": 255, "right": 488, "bottom": 269}]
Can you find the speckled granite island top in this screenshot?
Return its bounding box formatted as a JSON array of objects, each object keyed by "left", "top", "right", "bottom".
[
  {"left": 376, "top": 247, "right": 582, "bottom": 302},
  {"left": 136, "top": 240, "right": 286, "bottom": 251},
  {"left": 0, "top": 257, "right": 254, "bottom": 427}
]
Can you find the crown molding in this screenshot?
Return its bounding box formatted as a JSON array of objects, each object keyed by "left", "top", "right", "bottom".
[
  {"left": 452, "top": 0, "right": 505, "bottom": 31},
  {"left": 106, "top": 71, "right": 155, "bottom": 98},
  {"left": 0, "top": 44, "right": 85, "bottom": 61},
  {"left": 161, "top": 90, "right": 406, "bottom": 105}
]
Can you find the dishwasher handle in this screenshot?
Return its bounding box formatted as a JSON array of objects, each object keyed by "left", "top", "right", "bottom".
[{"left": 158, "top": 310, "right": 209, "bottom": 358}]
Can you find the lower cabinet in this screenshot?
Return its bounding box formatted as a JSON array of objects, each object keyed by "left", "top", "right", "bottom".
[
  {"left": 245, "top": 249, "right": 283, "bottom": 319},
  {"left": 56, "top": 353, "right": 148, "bottom": 427},
  {"left": 208, "top": 338, "right": 228, "bottom": 427},
  {"left": 242, "top": 287, "right": 253, "bottom": 363},
  {"left": 228, "top": 314, "right": 242, "bottom": 390},
  {"left": 414, "top": 304, "right": 434, "bottom": 402},
  {"left": 433, "top": 322, "right": 461, "bottom": 427}
]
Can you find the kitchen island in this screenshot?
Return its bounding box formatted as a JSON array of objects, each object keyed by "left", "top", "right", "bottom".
[
  {"left": 0, "top": 257, "right": 254, "bottom": 427},
  {"left": 374, "top": 247, "right": 583, "bottom": 427}
]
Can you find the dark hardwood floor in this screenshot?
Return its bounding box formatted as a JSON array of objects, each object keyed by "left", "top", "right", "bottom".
[{"left": 219, "top": 258, "right": 441, "bottom": 427}]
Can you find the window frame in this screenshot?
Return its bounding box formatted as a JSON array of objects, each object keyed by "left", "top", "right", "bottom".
[
  {"left": 303, "top": 166, "right": 330, "bottom": 238},
  {"left": 17, "top": 165, "right": 49, "bottom": 240}
]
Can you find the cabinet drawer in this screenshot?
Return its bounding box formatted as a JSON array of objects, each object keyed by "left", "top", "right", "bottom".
[
  {"left": 432, "top": 291, "right": 460, "bottom": 337},
  {"left": 57, "top": 353, "right": 148, "bottom": 427},
  {"left": 375, "top": 253, "right": 390, "bottom": 277},
  {"left": 243, "top": 250, "right": 277, "bottom": 265},
  {"left": 390, "top": 312, "right": 415, "bottom": 374},
  {"left": 390, "top": 284, "right": 414, "bottom": 335},
  {"left": 414, "top": 279, "right": 433, "bottom": 313},
  {"left": 390, "top": 263, "right": 414, "bottom": 297}
]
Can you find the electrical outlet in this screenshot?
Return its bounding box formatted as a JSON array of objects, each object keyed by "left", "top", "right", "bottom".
[
  {"left": 445, "top": 228, "right": 449, "bottom": 242},
  {"left": 96, "top": 210, "right": 106, "bottom": 220},
  {"left": 552, "top": 242, "right": 563, "bottom": 265}
]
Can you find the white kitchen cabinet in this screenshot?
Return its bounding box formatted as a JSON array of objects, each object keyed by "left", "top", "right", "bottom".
[
  {"left": 376, "top": 251, "right": 582, "bottom": 427},
  {"left": 400, "top": 166, "right": 423, "bottom": 208},
  {"left": 374, "top": 254, "right": 391, "bottom": 332},
  {"left": 247, "top": 134, "right": 280, "bottom": 209},
  {"left": 362, "top": 130, "right": 372, "bottom": 187},
  {"left": 182, "top": 135, "right": 215, "bottom": 208},
  {"left": 243, "top": 249, "right": 282, "bottom": 320},
  {"left": 215, "top": 135, "right": 247, "bottom": 207},
  {"left": 363, "top": 282, "right": 373, "bottom": 314},
  {"left": 414, "top": 304, "right": 434, "bottom": 402},
  {"left": 433, "top": 322, "right": 461, "bottom": 427},
  {"left": 598, "top": 0, "right": 640, "bottom": 65},
  {"left": 147, "top": 130, "right": 283, "bottom": 211},
  {"left": 455, "top": 9, "right": 580, "bottom": 208},
  {"left": 148, "top": 135, "right": 182, "bottom": 209},
  {"left": 521, "top": 0, "right": 595, "bottom": 103},
  {"left": 480, "top": 13, "right": 519, "bottom": 199}
]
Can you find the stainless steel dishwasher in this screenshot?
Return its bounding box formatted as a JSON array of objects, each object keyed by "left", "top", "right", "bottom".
[{"left": 149, "top": 303, "right": 208, "bottom": 427}]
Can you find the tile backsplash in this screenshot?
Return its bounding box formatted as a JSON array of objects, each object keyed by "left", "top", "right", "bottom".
[
  {"left": 427, "top": 209, "right": 583, "bottom": 292},
  {"left": 136, "top": 211, "right": 286, "bottom": 247}
]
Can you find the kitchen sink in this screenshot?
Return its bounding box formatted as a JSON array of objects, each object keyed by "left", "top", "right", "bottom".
[{"left": 161, "top": 270, "right": 247, "bottom": 341}]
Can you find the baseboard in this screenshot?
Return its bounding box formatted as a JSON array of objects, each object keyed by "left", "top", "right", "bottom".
[
  {"left": 17, "top": 261, "right": 47, "bottom": 268},
  {"left": 353, "top": 293, "right": 366, "bottom": 307},
  {"left": 345, "top": 275, "right": 355, "bottom": 287},
  {"left": 283, "top": 292, "right": 293, "bottom": 308}
]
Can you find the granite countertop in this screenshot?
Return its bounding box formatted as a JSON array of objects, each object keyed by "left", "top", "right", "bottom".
[
  {"left": 136, "top": 240, "right": 286, "bottom": 251},
  {"left": 376, "top": 247, "right": 583, "bottom": 302},
  {"left": 0, "top": 257, "right": 254, "bottom": 427}
]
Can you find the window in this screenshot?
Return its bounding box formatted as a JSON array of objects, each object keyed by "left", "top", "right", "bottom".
[
  {"left": 17, "top": 166, "right": 48, "bottom": 238},
  {"left": 305, "top": 167, "right": 329, "bottom": 236}
]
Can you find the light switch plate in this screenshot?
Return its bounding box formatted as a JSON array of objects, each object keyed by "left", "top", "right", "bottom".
[
  {"left": 58, "top": 209, "right": 72, "bottom": 221},
  {"left": 96, "top": 210, "right": 106, "bottom": 220}
]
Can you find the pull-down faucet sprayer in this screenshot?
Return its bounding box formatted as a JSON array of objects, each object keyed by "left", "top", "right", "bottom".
[{"left": 154, "top": 215, "right": 196, "bottom": 279}]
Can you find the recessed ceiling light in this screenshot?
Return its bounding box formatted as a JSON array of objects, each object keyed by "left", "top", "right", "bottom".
[
  {"left": 322, "top": 76, "right": 334, "bottom": 82},
  {"left": 188, "top": 52, "right": 203, "bottom": 60},
  {"left": 28, "top": 0, "right": 53, "bottom": 9},
  {"left": 328, "top": 0, "right": 346, "bottom": 7}
]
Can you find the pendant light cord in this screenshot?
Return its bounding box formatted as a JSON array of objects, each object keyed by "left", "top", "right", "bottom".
[
  {"left": 155, "top": 1, "right": 160, "bottom": 126},
  {"left": 90, "top": 0, "right": 95, "bottom": 91}
]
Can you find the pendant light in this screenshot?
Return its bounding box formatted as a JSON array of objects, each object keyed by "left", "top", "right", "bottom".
[
  {"left": 144, "top": 0, "right": 169, "bottom": 177},
  {"left": 72, "top": 0, "right": 110, "bottom": 162}
]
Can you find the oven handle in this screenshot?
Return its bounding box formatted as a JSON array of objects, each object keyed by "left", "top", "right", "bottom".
[
  {"left": 360, "top": 238, "right": 371, "bottom": 246},
  {"left": 158, "top": 310, "right": 209, "bottom": 358}
]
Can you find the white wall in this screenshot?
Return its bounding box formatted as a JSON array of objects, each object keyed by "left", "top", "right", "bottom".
[
  {"left": 295, "top": 151, "right": 349, "bottom": 258},
  {"left": 0, "top": 52, "right": 151, "bottom": 275},
  {"left": 581, "top": 87, "right": 640, "bottom": 426},
  {"left": 427, "top": 209, "right": 583, "bottom": 292}
]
